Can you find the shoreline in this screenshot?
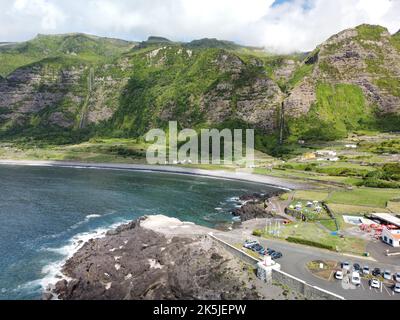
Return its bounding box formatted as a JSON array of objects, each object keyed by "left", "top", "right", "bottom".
[
  {"left": 0, "top": 159, "right": 300, "bottom": 299},
  {"left": 0, "top": 159, "right": 309, "bottom": 191}
]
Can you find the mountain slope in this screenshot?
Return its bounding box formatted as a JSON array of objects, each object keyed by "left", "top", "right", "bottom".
[
  {"left": 0, "top": 33, "right": 135, "bottom": 77},
  {"left": 0, "top": 26, "right": 399, "bottom": 150},
  {"left": 284, "top": 24, "right": 400, "bottom": 142}
]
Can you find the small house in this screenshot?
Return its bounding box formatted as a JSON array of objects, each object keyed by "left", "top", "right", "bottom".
[{"left": 382, "top": 228, "right": 400, "bottom": 247}]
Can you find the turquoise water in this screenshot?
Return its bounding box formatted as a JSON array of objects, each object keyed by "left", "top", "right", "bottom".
[{"left": 0, "top": 165, "right": 277, "bottom": 300}]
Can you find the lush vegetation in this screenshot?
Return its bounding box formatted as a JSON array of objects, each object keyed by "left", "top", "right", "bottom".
[
  {"left": 356, "top": 24, "right": 387, "bottom": 41},
  {"left": 286, "top": 237, "right": 335, "bottom": 251},
  {"left": 287, "top": 83, "right": 374, "bottom": 141},
  {"left": 0, "top": 33, "right": 133, "bottom": 77}
]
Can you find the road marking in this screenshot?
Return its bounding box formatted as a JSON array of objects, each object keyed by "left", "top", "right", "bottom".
[{"left": 384, "top": 285, "right": 392, "bottom": 297}]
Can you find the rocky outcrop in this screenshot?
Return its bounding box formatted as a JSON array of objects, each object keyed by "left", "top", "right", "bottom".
[
  {"left": 49, "top": 217, "right": 263, "bottom": 300},
  {"left": 232, "top": 191, "right": 285, "bottom": 222},
  {"left": 232, "top": 203, "right": 274, "bottom": 222},
  {"left": 0, "top": 65, "right": 86, "bottom": 129},
  {"left": 286, "top": 25, "right": 400, "bottom": 117},
  {"left": 274, "top": 59, "right": 299, "bottom": 82},
  {"left": 200, "top": 64, "right": 285, "bottom": 132},
  {"left": 284, "top": 79, "right": 316, "bottom": 117}
]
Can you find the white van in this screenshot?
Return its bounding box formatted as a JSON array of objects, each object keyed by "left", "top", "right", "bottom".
[{"left": 351, "top": 272, "right": 361, "bottom": 286}]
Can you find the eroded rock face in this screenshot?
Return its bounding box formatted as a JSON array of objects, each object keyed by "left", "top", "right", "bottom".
[
  {"left": 200, "top": 76, "right": 284, "bottom": 131},
  {"left": 50, "top": 218, "right": 262, "bottom": 300},
  {"left": 284, "top": 79, "right": 316, "bottom": 117},
  {"left": 0, "top": 65, "right": 85, "bottom": 129},
  {"left": 286, "top": 25, "right": 400, "bottom": 116},
  {"left": 274, "top": 59, "right": 299, "bottom": 82}
]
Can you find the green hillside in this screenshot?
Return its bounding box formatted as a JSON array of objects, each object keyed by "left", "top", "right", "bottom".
[
  {"left": 0, "top": 33, "right": 134, "bottom": 76},
  {"left": 0, "top": 25, "right": 399, "bottom": 154}
]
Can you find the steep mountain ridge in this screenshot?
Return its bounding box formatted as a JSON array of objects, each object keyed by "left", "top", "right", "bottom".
[
  {"left": 284, "top": 24, "right": 400, "bottom": 141},
  {"left": 0, "top": 25, "right": 399, "bottom": 150}
]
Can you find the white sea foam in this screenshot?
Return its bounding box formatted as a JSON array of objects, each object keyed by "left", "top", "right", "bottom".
[{"left": 31, "top": 219, "right": 130, "bottom": 297}]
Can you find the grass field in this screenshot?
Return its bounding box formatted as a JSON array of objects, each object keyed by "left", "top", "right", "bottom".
[
  {"left": 293, "top": 190, "right": 330, "bottom": 202},
  {"left": 258, "top": 222, "right": 366, "bottom": 256},
  {"left": 387, "top": 201, "right": 400, "bottom": 213},
  {"left": 327, "top": 203, "right": 390, "bottom": 215},
  {"left": 327, "top": 188, "right": 399, "bottom": 208}
]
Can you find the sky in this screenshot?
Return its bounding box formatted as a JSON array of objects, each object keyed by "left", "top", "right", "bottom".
[{"left": 0, "top": 0, "right": 399, "bottom": 53}]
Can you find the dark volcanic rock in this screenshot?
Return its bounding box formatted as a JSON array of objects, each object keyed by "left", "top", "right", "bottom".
[
  {"left": 50, "top": 218, "right": 261, "bottom": 300},
  {"left": 233, "top": 190, "right": 285, "bottom": 221},
  {"left": 232, "top": 204, "right": 274, "bottom": 222}
]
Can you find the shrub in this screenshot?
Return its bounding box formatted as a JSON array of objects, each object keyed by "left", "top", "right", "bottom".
[
  {"left": 286, "top": 237, "right": 335, "bottom": 251},
  {"left": 252, "top": 230, "right": 263, "bottom": 237}
]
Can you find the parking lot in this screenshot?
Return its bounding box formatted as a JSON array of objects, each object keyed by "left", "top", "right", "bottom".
[
  {"left": 334, "top": 268, "right": 399, "bottom": 300},
  {"left": 217, "top": 232, "right": 400, "bottom": 300}
]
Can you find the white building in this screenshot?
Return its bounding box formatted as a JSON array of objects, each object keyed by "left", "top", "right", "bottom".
[
  {"left": 257, "top": 256, "right": 281, "bottom": 283},
  {"left": 382, "top": 228, "right": 400, "bottom": 247}
]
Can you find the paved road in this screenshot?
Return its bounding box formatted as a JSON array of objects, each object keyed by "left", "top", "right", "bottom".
[{"left": 216, "top": 232, "right": 400, "bottom": 300}]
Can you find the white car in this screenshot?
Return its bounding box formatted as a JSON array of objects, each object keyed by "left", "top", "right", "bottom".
[
  {"left": 335, "top": 270, "right": 344, "bottom": 280},
  {"left": 395, "top": 273, "right": 400, "bottom": 283},
  {"left": 384, "top": 270, "right": 392, "bottom": 281},
  {"left": 394, "top": 283, "right": 400, "bottom": 294},
  {"left": 362, "top": 266, "right": 370, "bottom": 275},
  {"left": 243, "top": 240, "right": 259, "bottom": 249},
  {"left": 370, "top": 279, "right": 380, "bottom": 289},
  {"left": 351, "top": 272, "right": 361, "bottom": 286}
]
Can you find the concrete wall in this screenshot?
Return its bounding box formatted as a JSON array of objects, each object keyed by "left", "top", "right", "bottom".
[
  {"left": 208, "top": 233, "right": 259, "bottom": 267},
  {"left": 272, "top": 269, "right": 344, "bottom": 300}
]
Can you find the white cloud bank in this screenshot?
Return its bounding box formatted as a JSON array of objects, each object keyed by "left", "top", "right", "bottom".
[{"left": 0, "top": 0, "right": 399, "bottom": 53}]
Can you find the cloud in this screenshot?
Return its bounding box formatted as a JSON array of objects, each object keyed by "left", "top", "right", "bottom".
[{"left": 0, "top": 0, "right": 399, "bottom": 53}]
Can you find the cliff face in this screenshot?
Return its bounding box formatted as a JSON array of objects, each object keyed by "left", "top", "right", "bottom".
[
  {"left": 288, "top": 25, "right": 400, "bottom": 114},
  {"left": 0, "top": 25, "right": 399, "bottom": 143},
  {"left": 284, "top": 24, "right": 400, "bottom": 141},
  {"left": 0, "top": 64, "right": 81, "bottom": 129}
]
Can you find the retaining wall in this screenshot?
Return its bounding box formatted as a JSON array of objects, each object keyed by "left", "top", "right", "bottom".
[
  {"left": 208, "top": 233, "right": 259, "bottom": 267},
  {"left": 272, "top": 269, "right": 345, "bottom": 300}
]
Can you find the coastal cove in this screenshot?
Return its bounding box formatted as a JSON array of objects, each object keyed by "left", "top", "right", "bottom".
[{"left": 0, "top": 163, "right": 285, "bottom": 300}]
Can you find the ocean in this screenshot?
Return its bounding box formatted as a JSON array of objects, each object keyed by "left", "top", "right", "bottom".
[{"left": 0, "top": 165, "right": 278, "bottom": 300}]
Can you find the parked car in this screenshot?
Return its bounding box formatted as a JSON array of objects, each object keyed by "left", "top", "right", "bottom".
[
  {"left": 351, "top": 272, "right": 361, "bottom": 286},
  {"left": 335, "top": 270, "right": 344, "bottom": 280},
  {"left": 394, "top": 283, "right": 400, "bottom": 294},
  {"left": 244, "top": 240, "right": 259, "bottom": 249},
  {"left": 370, "top": 279, "right": 380, "bottom": 289},
  {"left": 372, "top": 268, "right": 382, "bottom": 277},
  {"left": 252, "top": 245, "right": 266, "bottom": 255},
  {"left": 271, "top": 252, "right": 282, "bottom": 260},
  {"left": 353, "top": 263, "right": 361, "bottom": 272},
  {"left": 384, "top": 270, "right": 392, "bottom": 281},
  {"left": 342, "top": 262, "right": 351, "bottom": 271},
  {"left": 395, "top": 272, "right": 400, "bottom": 283},
  {"left": 266, "top": 248, "right": 275, "bottom": 255},
  {"left": 250, "top": 244, "right": 263, "bottom": 251},
  {"left": 362, "top": 266, "right": 370, "bottom": 275}
]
